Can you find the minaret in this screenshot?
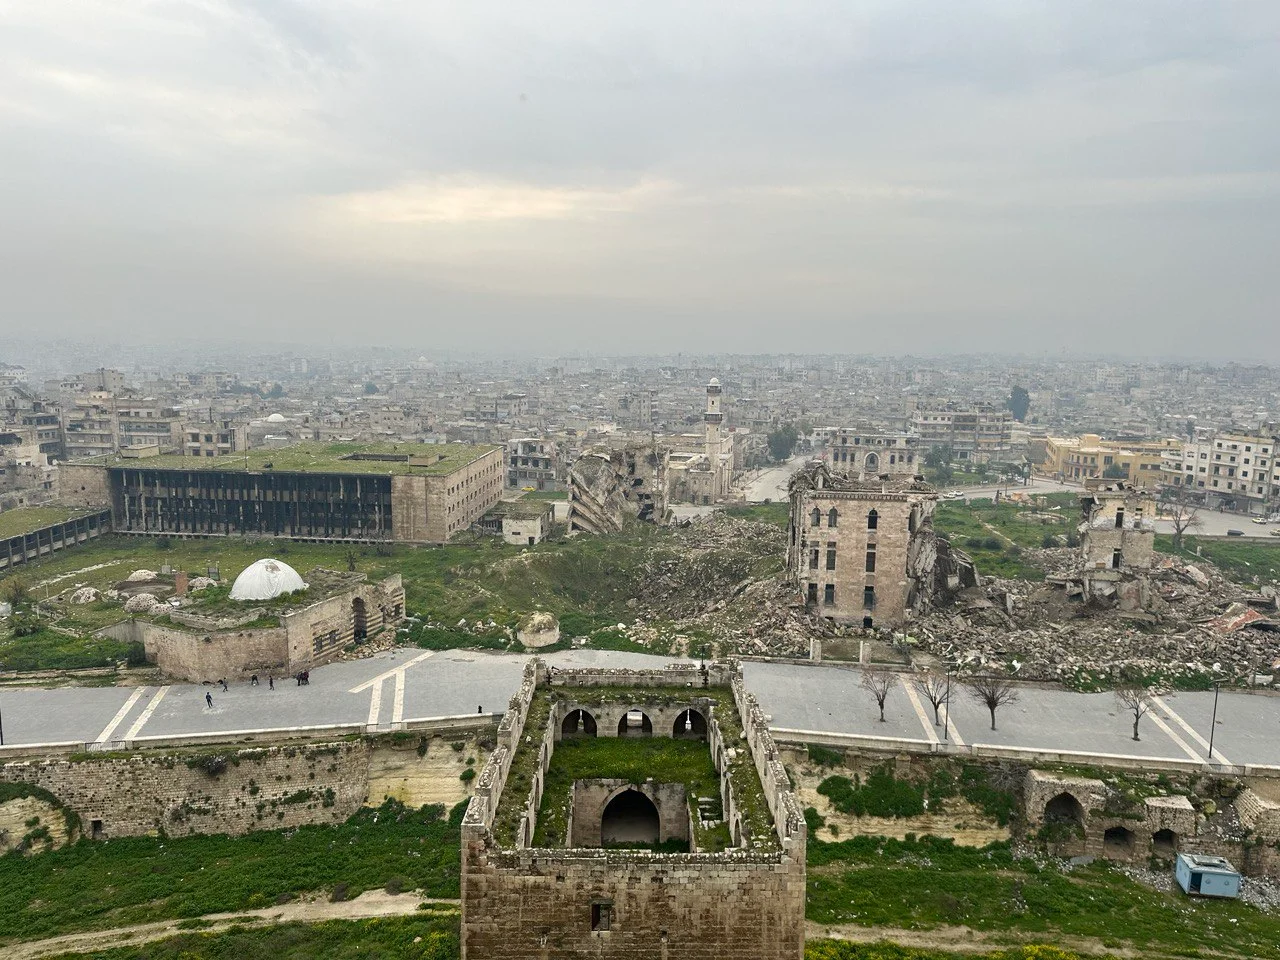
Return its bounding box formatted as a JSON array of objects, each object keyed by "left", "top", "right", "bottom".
[{"left": 704, "top": 376, "right": 723, "bottom": 462}]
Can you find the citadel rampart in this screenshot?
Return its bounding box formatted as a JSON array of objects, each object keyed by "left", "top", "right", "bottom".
[{"left": 460, "top": 660, "right": 807, "bottom": 960}]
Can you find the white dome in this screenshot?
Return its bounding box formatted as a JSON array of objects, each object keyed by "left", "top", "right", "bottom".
[
  {"left": 229, "top": 559, "right": 307, "bottom": 601},
  {"left": 708, "top": 377, "right": 721, "bottom": 387},
  {"left": 266, "top": 413, "right": 287, "bottom": 423}
]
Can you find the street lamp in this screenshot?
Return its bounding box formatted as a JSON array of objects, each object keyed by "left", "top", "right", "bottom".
[
  {"left": 942, "top": 669, "right": 952, "bottom": 743},
  {"left": 1207, "top": 680, "right": 1223, "bottom": 761}
]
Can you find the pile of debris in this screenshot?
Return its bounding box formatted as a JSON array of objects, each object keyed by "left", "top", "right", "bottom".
[{"left": 914, "top": 548, "right": 1280, "bottom": 684}]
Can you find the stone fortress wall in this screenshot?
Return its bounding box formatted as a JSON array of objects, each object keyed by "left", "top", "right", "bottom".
[{"left": 460, "top": 660, "right": 807, "bottom": 960}]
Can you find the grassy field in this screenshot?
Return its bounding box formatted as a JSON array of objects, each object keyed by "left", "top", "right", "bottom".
[
  {"left": 0, "top": 800, "right": 465, "bottom": 945},
  {"left": 1157, "top": 534, "right": 1280, "bottom": 584},
  {"left": 932, "top": 498, "right": 1070, "bottom": 580},
  {"left": 806, "top": 834, "right": 1280, "bottom": 959}
]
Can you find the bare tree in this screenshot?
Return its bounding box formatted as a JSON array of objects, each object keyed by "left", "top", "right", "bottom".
[
  {"left": 913, "top": 670, "right": 950, "bottom": 725},
  {"left": 1158, "top": 486, "right": 1201, "bottom": 550},
  {"left": 966, "top": 676, "right": 1020, "bottom": 731},
  {"left": 1114, "top": 683, "right": 1156, "bottom": 741},
  {"left": 860, "top": 667, "right": 896, "bottom": 723}
]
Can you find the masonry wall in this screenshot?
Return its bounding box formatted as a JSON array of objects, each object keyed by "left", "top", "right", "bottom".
[
  {"left": 461, "top": 844, "right": 806, "bottom": 960},
  {"left": 131, "top": 619, "right": 289, "bottom": 682},
  {"left": 58, "top": 463, "right": 112, "bottom": 507},
  {"left": 570, "top": 780, "right": 689, "bottom": 847},
  {"left": 0, "top": 741, "right": 369, "bottom": 838}
]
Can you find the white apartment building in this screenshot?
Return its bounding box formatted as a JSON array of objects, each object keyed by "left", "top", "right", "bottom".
[{"left": 1161, "top": 425, "right": 1280, "bottom": 514}]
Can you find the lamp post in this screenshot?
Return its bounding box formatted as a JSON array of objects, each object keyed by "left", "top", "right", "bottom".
[
  {"left": 942, "top": 669, "right": 952, "bottom": 743},
  {"left": 1207, "top": 680, "right": 1222, "bottom": 761}
]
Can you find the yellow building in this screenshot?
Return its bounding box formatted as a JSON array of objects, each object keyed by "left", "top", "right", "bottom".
[{"left": 1037, "top": 435, "right": 1180, "bottom": 489}]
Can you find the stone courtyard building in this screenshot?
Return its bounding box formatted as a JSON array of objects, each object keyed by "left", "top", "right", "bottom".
[
  {"left": 461, "top": 660, "right": 806, "bottom": 958},
  {"left": 786, "top": 462, "right": 965, "bottom": 629}
]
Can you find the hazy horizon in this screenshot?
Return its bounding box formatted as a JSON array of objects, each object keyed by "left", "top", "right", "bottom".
[{"left": 3, "top": 2, "right": 1278, "bottom": 357}]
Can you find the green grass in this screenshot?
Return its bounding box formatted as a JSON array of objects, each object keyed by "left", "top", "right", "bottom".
[
  {"left": 722, "top": 502, "right": 791, "bottom": 527},
  {"left": 1157, "top": 534, "right": 1280, "bottom": 585},
  {"left": 806, "top": 834, "right": 1280, "bottom": 959},
  {"left": 45, "top": 915, "right": 461, "bottom": 960},
  {"left": 533, "top": 737, "right": 721, "bottom": 849},
  {"left": 933, "top": 499, "right": 1077, "bottom": 581},
  {"left": 520, "top": 490, "right": 568, "bottom": 500},
  {"left": 804, "top": 945, "right": 1096, "bottom": 960},
  {"left": 0, "top": 625, "right": 143, "bottom": 672},
  {"left": 102, "top": 442, "right": 497, "bottom": 476},
  {"left": 0, "top": 800, "right": 466, "bottom": 945},
  {"left": 0, "top": 506, "right": 99, "bottom": 540}
]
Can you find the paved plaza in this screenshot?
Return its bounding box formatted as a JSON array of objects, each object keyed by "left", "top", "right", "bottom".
[{"left": 3, "top": 649, "right": 1279, "bottom": 769}]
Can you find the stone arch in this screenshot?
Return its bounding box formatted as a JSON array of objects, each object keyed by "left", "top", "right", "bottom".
[
  {"left": 352, "top": 597, "right": 368, "bottom": 641},
  {"left": 865, "top": 452, "right": 879, "bottom": 471},
  {"left": 1044, "top": 792, "right": 1085, "bottom": 828},
  {"left": 673, "top": 708, "right": 708, "bottom": 740},
  {"left": 561, "top": 708, "right": 597, "bottom": 738},
  {"left": 617, "top": 709, "right": 653, "bottom": 738},
  {"left": 601, "top": 789, "right": 660, "bottom": 846},
  {"left": 1152, "top": 828, "right": 1178, "bottom": 857},
  {"left": 1103, "top": 825, "right": 1136, "bottom": 858}
]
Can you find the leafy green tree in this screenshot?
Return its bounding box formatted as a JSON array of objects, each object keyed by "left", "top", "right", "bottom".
[
  {"left": 364, "top": 381, "right": 379, "bottom": 394},
  {"left": 767, "top": 424, "right": 799, "bottom": 462},
  {"left": 1006, "top": 386, "right": 1031, "bottom": 421},
  {"left": 265, "top": 383, "right": 284, "bottom": 400}
]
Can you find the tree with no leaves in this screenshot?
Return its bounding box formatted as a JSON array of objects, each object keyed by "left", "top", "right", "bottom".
[
  {"left": 861, "top": 667, "right": 896, "bottom": 723},
  {"left": 1114, "top": 683, "right": 1157, "bottom": 741},
  {"left": 966, "top": 675, "right": 1020, "bottom": 731},
  {"left": 1158, "top": 486, "right": 1202, "bottom": 550},
  {"left": 913, "top": 670, "right": 950, "bottom": 725}
]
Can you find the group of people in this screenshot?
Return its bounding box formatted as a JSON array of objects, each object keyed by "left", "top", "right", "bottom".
[{"left": 203, "top": 672, "right": 281, "bottom": 709}]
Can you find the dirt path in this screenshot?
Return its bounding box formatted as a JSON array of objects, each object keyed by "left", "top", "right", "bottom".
[
  {"left": 808, "top": 921, "right": 1139, "bottom": 958},
  {"left": 7, "top": 890, "right": 458, "bottom": 959}
]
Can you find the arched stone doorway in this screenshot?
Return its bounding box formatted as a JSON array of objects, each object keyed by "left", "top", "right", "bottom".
[
  {"left": 1152, "top": 828, "right": 1178, "bottom": 857},
  {"left": 617, "top": 709, "right": 653, "bottom": 738},
  {"left": 1104, "top": 826, "right": 1136, "bottom": 859},
  {"left": 1044, "top": 792, "right": 1085, "bottom": 828},
  {"left": 601, "top": 789, "right": 660, "bottom": 846},
  {"left": 352, "top": 597, "right": 368, "bottom": 641},
  {"left": 673, "top": 708, "right": 708, "bottom": 740},
  {"left": 561, "top": 708, "right": 598, "bottom": 738}
]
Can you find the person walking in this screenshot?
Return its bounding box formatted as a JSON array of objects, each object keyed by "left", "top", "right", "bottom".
[
  {"left": 220, "top": 678, "right": 228, "bottom": 692},
  {"left": 205, "top": 691, "right": 213, "bottom": 709},
  {"left": 250, "top": 674, "right": 258, "bottom": 687},
  {"left": 268, "top": 675, "right": 274, "bottom": 690}
]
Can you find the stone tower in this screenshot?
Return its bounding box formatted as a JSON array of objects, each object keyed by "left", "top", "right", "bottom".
[{"left": 704, "top": 376, "right": 723, "bottom": 462}]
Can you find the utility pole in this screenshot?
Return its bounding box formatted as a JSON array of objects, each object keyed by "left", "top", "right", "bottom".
[{"left": 1207, "top": 681, "right": 1222, "bottom": 761}]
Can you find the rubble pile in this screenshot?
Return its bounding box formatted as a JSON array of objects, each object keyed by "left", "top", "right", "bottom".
[{"left": 914, "top": 548, "right": 1280, "bottom": 684}]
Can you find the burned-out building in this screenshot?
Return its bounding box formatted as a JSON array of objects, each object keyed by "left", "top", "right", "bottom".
[
  {"left": 58, "top": 442, "right": 502, "bottom": 544},
  {"left": 819, "top": 428, "right": 919, "bottom": 476},
  {"left": 567, "top": 444, "right": 669, "bottom": 535},
  {"left": 787, "top": 462, "right": 972, "bottom": 629}
]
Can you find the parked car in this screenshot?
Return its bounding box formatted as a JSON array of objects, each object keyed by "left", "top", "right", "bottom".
[
  {"left": 1227, "top": 529, "right": 1244, "bottom": 536},
  {"left": 1252, "top": 517, "right": 1269, "bottom": 524},
  {"left": 1272, "top": 529, "right": 1280, "bottom": 537}
]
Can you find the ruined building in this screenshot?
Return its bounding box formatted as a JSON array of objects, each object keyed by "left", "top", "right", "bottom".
[
  {"left": 787, "top": 462, "right": 974, "bottom": 629},
  {"left": 819, "top": 428, "right": 919, "bottom": 476},
  {"left": 668, "top": 377, "right": 740, "bottom": 505},
  {"left": 567, "top": 444, "right": 669, "bottom": 535},
  {"left": 58, "top": 442, "right": 502, "bottom": 543},
  {"left": 1073, "top": 479, "right": 1157, "bottom": 610},
  {"left": 461, "top": 660, "right": 806, "bottom": 959}
]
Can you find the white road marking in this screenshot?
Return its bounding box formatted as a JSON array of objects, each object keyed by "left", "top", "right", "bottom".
[
  {"left": 941, "top": 700, "right": 966, "bottom": 748},
  {"left": 900, "top": 675, "right": 939, "bottom": 744},
  {"left": 1145, "top": 707, "right": 1205, "bottom": 763},
  {"left": 367, "top": 678, "right": 385, "bottom": 727},
  {"left": 392, "top": 668, "right": 406, "bottom": 724},
  {"left": 1152, "top": 694, "right": 1232, "bottom": 766},
  {"left": 123, "top": 686, "right": 169, "bottom": 740},
  {"left": 349, "top": 650, "right": 434, "bottom": 693},
  {"left": 95, "top": 687, "right": 147, "bottom": 743}
]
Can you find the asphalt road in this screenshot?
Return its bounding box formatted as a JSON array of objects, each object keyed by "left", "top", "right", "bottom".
[{"left": 4, "top": 649, "right": 1278, "bottom": 769}]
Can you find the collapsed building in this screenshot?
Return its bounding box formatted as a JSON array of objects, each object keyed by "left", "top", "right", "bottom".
[
  {"left": 1064, "top": 479, "right": 1157, "bottom": 611},
  {"left": 567, "top": 445, "right": 669, "bottom": 535},
  {"left": 786, "top": 462, "right": 976, "bottom": 629}
]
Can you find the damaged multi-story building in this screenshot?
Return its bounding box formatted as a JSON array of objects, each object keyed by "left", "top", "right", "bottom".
[
  {"left": 818, "top": 427, "right": 919, "bottom": 476},
  {"left": 57, "top": 442, "right": 502, "bottom": 543},
  {"left": 1070, "top": 479, "right": 1157, "bottom": 610},
  {"left": 786, "top": 462, "right": 975, "bottom": 629},
  {"left": 567, "top": 444, "right": 669, "bottom": 535}
]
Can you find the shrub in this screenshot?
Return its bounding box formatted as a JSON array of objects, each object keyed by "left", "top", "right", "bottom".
[
  {"left": 807, "top": 744, "right": 844, "bottom": 768},
  {"left": 458, "top": 768, "right": 476, "bottom": 783}
]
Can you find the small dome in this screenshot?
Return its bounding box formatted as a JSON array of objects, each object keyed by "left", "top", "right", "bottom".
[
  {"left": 708, "top": 377, "right": 721, "bottom": 387},
  {"left": 229, "top": 559, "right": 307, "bottom": 601},
  {"left": 266, "top": 413, "right": 287, "bottom": 423}
]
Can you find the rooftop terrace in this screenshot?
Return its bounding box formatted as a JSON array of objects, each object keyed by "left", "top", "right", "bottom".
[
  {"left": 0, "top": 506, "right": 102, "bottom": 540},
  {"left": 85, "top": 442, "right": 499, "bottom": 477}
]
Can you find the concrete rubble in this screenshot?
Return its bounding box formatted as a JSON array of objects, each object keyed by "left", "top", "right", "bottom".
[{"left": 912, "top": 547, "right": 1280, "bottom": 684}]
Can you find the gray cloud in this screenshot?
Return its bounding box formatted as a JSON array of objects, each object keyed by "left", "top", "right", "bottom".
[{"left": 1, "top": 1, "right": 1278, "bottom": 357}]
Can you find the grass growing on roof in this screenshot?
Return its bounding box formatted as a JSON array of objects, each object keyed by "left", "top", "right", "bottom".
[
  {"left": 0, "top": 506, "right": 100, "bottom": 540},
  {"left": 532, "top": 737, "right": 721, "bottom": 849}
]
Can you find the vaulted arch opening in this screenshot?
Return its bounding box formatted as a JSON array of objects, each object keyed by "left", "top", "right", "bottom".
[
  {"left": 1104, "top": 826, "right": 1136, "bottom": 858},
  {"left": 617, "top": 709, "right": 653, "bottom": 738},
  {"left": 1044, "top": 792, "right": 1085, "bottom": 828},
  {"left": 601, "top": 789, "right": 660, "bottom": 846},
  {"left": 673, "top": 708, "right": 708, "bottom": 740},
  {"left": 561, "top": 708, "right": 597, "bottom": 738},
  {"left": 1152, "top": 829, "right": 1178, "bottom": 857}
]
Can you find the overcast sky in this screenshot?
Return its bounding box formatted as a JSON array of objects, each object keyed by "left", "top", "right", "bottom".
[{"left": 2, "top": 1, "right": 1277, "bottom": 357}]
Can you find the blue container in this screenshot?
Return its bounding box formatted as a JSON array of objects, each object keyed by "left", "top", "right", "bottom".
[{"left": 1176, "top": 853, "right": 1242, "bottom": 899}]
